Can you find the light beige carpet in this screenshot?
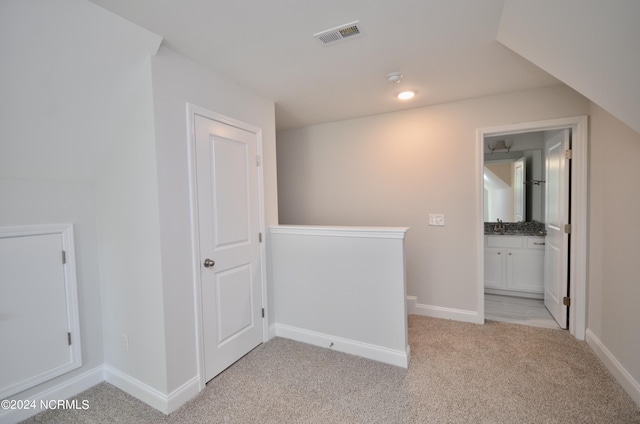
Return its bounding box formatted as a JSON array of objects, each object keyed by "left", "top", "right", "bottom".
[{"left": 24, "top": 316, "right": 640, "bottom": 423}]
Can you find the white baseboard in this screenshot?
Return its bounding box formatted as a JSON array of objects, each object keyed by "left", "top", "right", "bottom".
[
  {"left": 0, "top": 366, "right": 104, "bottom": 424},
  {"left": 585, "top": 329, "right": 640, "bottom": 407},
  {"left": 104, "top": 365, "right": 199, "bottom": 415},
  {"left": 268, "top": 323, "right": 277, "bottom": 340},
  {"left": 104, "top": 365, "right": 168, "bottom": 414},
  {"left": 407, "top": 295, "right": 482, "bottom": 324},
  {"left": 166, "top": 376, "right": 200, "bottom": 414},
  {"left": 0, "top": 363, "right": 201, "bottom": 424},
  {"left": 274, "top": 323, "right": 409, "bottom": 368},
  {"left": 484, "top": 288, "right": 543, "bottom": 300}
]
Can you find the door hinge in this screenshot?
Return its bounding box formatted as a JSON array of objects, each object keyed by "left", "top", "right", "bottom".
[
  {"left": 259, "top": 232, "right": 263, "bottom": 243},
  {"left": 256, "top": 155, "right": 261, "bottom": 166},
  {"left": 67, "top": 332, "right": 72, "bottom": 345},
  {"left": 564, "top": 224, "right": 572, "bottom": 234},
  {"left": 565, "top": 149, "right": 573, "bottom": 160},
  {"left": 261, "top": 308, "right": 265, "bottom": 318},
  {"left": 62, "top": 250, "right": 66, "bottom": 264},
  {"left": 563, "top": 297, "right": 571, "bottom": 307}
]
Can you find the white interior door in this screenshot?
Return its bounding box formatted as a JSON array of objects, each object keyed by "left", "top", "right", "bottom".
[
  {"left": 194, "top": 113, "right": 263, "bottom": 382},
  {"left": 0, "top": 225, "right": 81, "bottom": 399},
  {"left": 544, "top": 129, "right": 570, "bottom": 329},
  {"left": 513, "top": 157, "right": 526, "bottom": 222}
]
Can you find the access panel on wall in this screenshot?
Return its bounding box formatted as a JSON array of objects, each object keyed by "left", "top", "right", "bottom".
[{"left": 0, "top": 224, "right": 81, "bottom": 399}]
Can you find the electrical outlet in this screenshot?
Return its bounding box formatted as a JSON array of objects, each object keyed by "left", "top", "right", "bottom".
[
  {"left": 428, "top": 214, "right": 445, "bottom": 226},
  {"left": 121, "top": 334, "right": 129, "bottom": 353}
]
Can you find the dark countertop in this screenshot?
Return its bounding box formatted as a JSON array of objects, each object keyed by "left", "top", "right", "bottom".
[{"left": 484, "top": 221, "right": 546, "bottom": 237}]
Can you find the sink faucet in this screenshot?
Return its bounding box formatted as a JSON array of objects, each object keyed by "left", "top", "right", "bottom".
[{"left": 494, "top": 219, "right": 506, "bottom": 234}]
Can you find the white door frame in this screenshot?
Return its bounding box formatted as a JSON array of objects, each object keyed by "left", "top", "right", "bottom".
[
  {"left": 186, "top": 103, "right": 269, "bottom": 390},
  {"left": 476, "top": 116, "right": 588, "bottom": 340}
]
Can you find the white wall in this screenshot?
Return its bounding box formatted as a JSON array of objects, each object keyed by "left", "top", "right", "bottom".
[
  {"left": 587, "top": 103, "right": 640, "bottom": 404},
  {"left": 96, "top": 58, "right": 168, "bottom": 393},
  {"left": 270, "top": 226, "right": 409, "bottom": 367},
  {"left": 0, "top": 0, "right": 161, "bottom": 182},
  {"left": 498, "top": 0, "right": 640, "bottom": 135},
  {"left": 0, "top": 1, "right": 278, "bottom": 412},
  {"left": 0, "top": 180, "right": 103, "bottom": 400},
  {"left": 149, "top": 45, "right": 278, "bottom": 394},
  {"left": 0, "top": 0, "right": 160, "bottom": 413},
  {"left": 277, "top": 85, "right": 589, "bottom": 319}
]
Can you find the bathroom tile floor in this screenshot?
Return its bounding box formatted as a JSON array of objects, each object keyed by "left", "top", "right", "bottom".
[{"left": 485, "top": 294, "right": 560, "bottom": 330}]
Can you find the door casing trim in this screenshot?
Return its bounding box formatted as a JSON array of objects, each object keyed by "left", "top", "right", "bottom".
[{"left": 476, "top": 116, "right": 588, "bottom": 339}]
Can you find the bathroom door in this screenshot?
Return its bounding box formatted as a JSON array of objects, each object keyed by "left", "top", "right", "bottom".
[
  {"left": 513, "top": 157, "right": 526, "bottom": 222},
  {"left": 543, "top": 129, "right": 570, "bottom": 329},
  {"left": 193, "top": 111, "right": 264, "bottom": 382}
]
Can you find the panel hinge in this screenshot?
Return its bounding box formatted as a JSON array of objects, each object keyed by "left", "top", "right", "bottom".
[
  {"left": 256, "top": 155, "right": 261, "bottom": 166},
  {"left": 563, "top": 297, "right": 571, "bottom": 307},
  {"left": 564, "top": 224, "right": 572, "bottom": 234},
  {"left": 259, "top": 232, "right": 263, "bottom": 243},
  {"left": 565, "top": 149, "right": 573, "bottom": 160},
  {"left": 62, "top": 250, "right": 66, "bottom": 264},
  {"left": 67, "top": 332, "right": 72, "bottom": 345},
  {"left": 261, "top": 308, "right": 265, "bottom": 318}
]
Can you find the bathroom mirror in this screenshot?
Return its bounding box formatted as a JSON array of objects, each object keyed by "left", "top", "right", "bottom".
[
  {"left": 484, "top": 157, "right": 524, "bottom": 222},
  {"left": 483, "top": 149, "right": 544, "bottom": 223}
]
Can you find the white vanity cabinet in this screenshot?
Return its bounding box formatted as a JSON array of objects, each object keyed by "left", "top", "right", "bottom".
[{"left": 484, "top": 235, "right": 545, "bottom": 298}]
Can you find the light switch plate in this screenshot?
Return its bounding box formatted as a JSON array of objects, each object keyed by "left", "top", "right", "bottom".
[{"left": 429, "top": 214, "right": 445, "bottom": 226}]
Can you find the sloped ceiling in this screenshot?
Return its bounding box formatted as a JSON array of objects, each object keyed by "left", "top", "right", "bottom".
[
  {"left": 88, "top": 0, "right": 560, "bottom": 130},
  {"left": 0, "top": 0, "right": 161, "bottom": 182},
  {"left": 498, "top": 0, "right": 640, "bottom": 134}
]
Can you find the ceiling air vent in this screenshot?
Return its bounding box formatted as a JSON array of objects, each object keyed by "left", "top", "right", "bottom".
[{"left": 314, "top": 21, "right": 362, "bottom": 45}]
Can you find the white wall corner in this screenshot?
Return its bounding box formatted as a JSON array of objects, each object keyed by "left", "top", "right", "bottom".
[
  {"left": 274, "top": 324, "right": 409, "bottom": 369},
  {"left": 410, "top": 298, "right": 482, "bottom": 324},
  {"left": 103, "top": 366, "right": 165, "bottom": 415},
  {"left": 585, "top": 329, "right": 640, "bottom": 407},
  {"left": 166, "top": 376, "right": 201, "bottom": 414},
  {"left": 268, "top": 323, "right": 277, "bottom": 340},
  {"left": 497, "top": 1, "right": 640, "bottom": 135},
  {"left": 0, "top": 366, "right": 104, "bottom": 424},
  {"left": 103, "top": 365, "right": 200, "bottom": 415},
  {"left": 406, "top": 295, "right": 418, "bottom": 315},
  {"left": 88, "top": 1, "right": 163, "bottom": 56}
]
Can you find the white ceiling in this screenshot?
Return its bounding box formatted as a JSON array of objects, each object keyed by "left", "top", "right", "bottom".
[{"left": 89, "top": 0, "right": 560, "bottom": 130}]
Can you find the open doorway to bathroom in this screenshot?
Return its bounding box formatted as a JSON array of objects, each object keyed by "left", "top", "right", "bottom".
[
  {"left": 483, "top": 130, "right": 560, "bottom": 329},
  {"left": 476, "top": 117, "right": 588, "bottom": 339}
]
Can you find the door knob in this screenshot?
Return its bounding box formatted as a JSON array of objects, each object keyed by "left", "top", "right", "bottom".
[{"left": 203, "top": 258, "right": 215, "bottom": 268}]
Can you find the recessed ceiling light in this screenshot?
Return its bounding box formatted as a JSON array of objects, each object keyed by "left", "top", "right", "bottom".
[{"left": 397, "top": 91, "right": 415, "bottom": 100}]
